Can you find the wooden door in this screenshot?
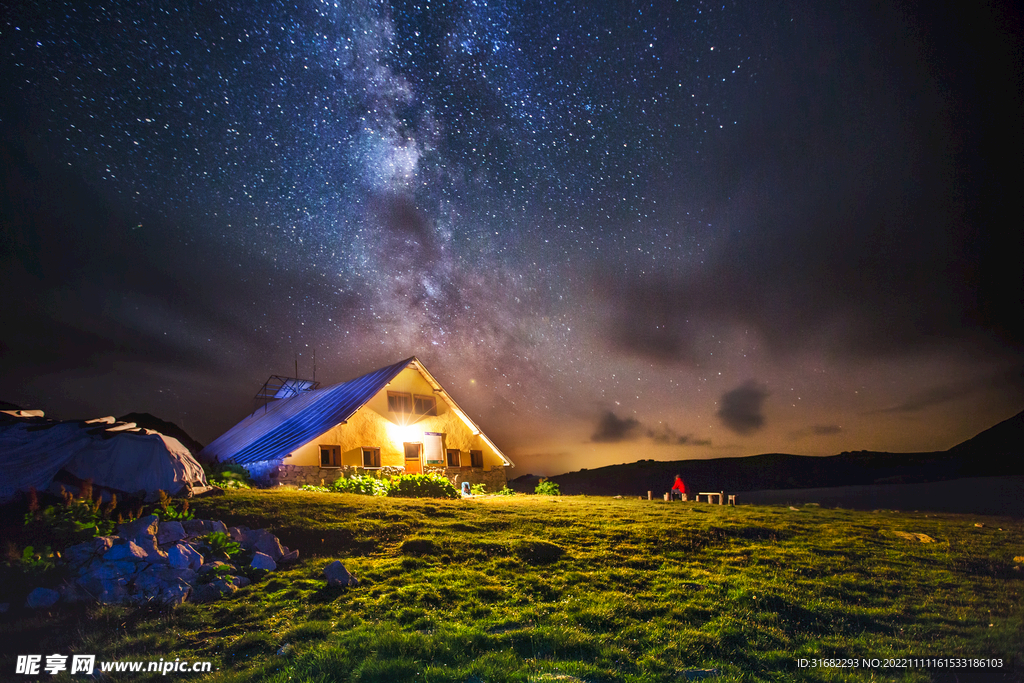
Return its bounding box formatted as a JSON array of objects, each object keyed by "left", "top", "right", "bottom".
[{"left": 404, "top": 442, "right": 422, "bottom": 474}]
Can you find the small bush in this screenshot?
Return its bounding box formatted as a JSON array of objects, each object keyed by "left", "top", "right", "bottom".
[
  {"left": 333, "top": 474, "right": 390, "bottom": 496},
  {"left": 152, "top": 489, "right": 194, "bottom": 521},
  {"left": 199, "top": 531, "right": 242, "bottom": 560},
  {"left": 494, "top": 486, "right": 516, "bottom": 496},
  {"left": 534, "top": 479, "right": 560, "bottom": 496},
  {"left": 205, "top": 463, "right": 252, "bottom": 490},
  {"left": 22, "top": 485, "right": 126, "bottom": 550},
  {"left": 470, "top": 483, "right": 487, "bottom": 495},
  {"left": 386, "top": 473, "right": 459, "bottom": 499},
  {"left": 299, "top": 484, "right": 332, "bottom": 493}
]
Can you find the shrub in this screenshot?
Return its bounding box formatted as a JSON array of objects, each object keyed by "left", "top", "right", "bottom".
[
  {"left": 534, "top": 479, "right": 560, "bottom": 496},
  {"left": 386, "top": 472, "right": 460, "bottom": 499},
  {"left": 152, "top": 489, "right": 194, "bottom": 521},
  {"left": 199, "top": 531, "right": 242, "bottom": 560},
  {"left": 470, "top": 483, "right": 487, "bottom": 495},
  {"left": 1, "top": 543, "right": 61, "bottom": 604},
  {"left": 205, "top": 463, "right": 252, "bottom": 490},
  {"left": 23, "top": 485, "right": 126, "bottom": 550},
  {"left": 333, "top": 474, "right": 391, "bottom": 496},
  {"left": 494, "top": 486, "right": 516, "bottom": 496},
  {"left": 300, "top": 484, "right": 332, "bottom": 493}
]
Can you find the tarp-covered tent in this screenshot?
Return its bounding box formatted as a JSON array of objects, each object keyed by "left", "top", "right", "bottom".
[{"left": 0, "top": 411, "right": 208, "bottom": 502}]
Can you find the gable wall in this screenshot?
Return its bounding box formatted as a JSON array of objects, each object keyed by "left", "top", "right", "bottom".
[{"left": 282, "top": 366, "right": 507, "bottom": 471}]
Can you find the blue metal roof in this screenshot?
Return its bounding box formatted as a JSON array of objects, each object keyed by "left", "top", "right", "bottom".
[{"left": 200, "top": 357, "right": 415, "bottom": 466}]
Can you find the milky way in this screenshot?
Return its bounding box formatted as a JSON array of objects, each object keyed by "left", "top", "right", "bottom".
[{"left": 2, "top": 0, "right": 1021, "bottom": 474}]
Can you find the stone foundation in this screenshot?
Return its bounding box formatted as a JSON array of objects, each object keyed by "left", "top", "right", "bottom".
[
  {"left": 263, "top": 464, "right": 404, "bottom": 487},
  {"left": 428, "top": 466, "right": 509, "bottom": 492}
]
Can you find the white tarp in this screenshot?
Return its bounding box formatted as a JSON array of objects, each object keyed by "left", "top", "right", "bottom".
[
  {"left": 61, "top": 432, "right": 206, "bottom": 498},
  {"left": 0, "top": 414, "right": 207, "bottom": 502}
]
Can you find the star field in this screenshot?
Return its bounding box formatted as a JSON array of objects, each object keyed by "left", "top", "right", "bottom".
[{"left": 2, "top": 0, "right": 1021, "bottom": 474}]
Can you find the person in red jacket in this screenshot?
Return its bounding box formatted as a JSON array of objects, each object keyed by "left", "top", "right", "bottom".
[{"left": 671, "top": 474, "right": 687, "bottom": 501}]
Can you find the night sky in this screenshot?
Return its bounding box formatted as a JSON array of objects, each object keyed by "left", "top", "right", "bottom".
[{"left": 2, "top": 0, "right": 1022, "bottom": 476}]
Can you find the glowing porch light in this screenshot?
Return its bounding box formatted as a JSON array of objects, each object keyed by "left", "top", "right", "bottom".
[{"left": 386, "top": 420, "right": 421, "bottom": 447}]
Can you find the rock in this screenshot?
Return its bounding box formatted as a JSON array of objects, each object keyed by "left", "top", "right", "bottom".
[
  {"left": 789, "top": 506, "right": 800, "bottom": 511},
  {"left": 92, "top": 561, "right": 141, "bottom": 580},
  {"left": 254, "top": 532, "right": 286, "bottom": 561},
  {"left": 228, "top": 526, "right": 250, "bottom": 542},
  {"left": 104, "top": 541, "right": 150, "bottom": 562},
  {"left": 1013, "top": 556, "right": 1024, "bottom": 564},
  {"left": 156, "top": 521, "right": 186, "bottom": 545},
  {"left": 167, "top": 543, "right": 204, "bottom": 571},
  {"left": 209, "top": 520, "right": 228, "bottom": 534},
  {"left": 975, "top": 523, "right": 985, "bottom": 528},
  {"left": 0, "top": 603, "right": 8, "bottom": 613},
  {"left": 892, "top": 531, "right": 936, "bottom": 543},
  {"left": 134, "top": 565, "right": 196, "bottom": 603},
  {"left": 117, "top": 515, "right": 160, "bottom": 545},
  {"left": 157, "top": 581, "right": 192, "bottom": 606},
  {"left": 191, "top": 577, "right": 239, "bottom": 603},
  {"left": 97, "top": 581, "right": 129, "bottom": 604},
  {"left": 167, "top": 546, "right": 190, "bottom": 569},
  {"left": 79, "top": 564, "right": 136, "bottom": 596},
  {"left": 182, "top": 519, "right": 209, "bottom": 536},
  {"left": 323, "top": 560, "right": 359, "bottom": 587},
  {"left": 25, "top": 587, "right": 60, "bottom": 609},
  {"left": 251, "top": 552, "right": 277, "bottom": 571},
  {"left": 58, "top": 582, "right": 91, "bottom": 604},
  {"left": 280, "top": 549, "right": 300, "bottom": 563},
  {"left": 198, "top": 560, "right": 232, "bottom": 575},
  {"left": 232, "top": 576, "right": 251, "bottom": 588},
  {"left": 93, "top": 536, "right": 117, "bottom": 553},
  {"left": 63, "top": 541, "right": 100, "bottom": 567},
  {"left": 110, "top": 519, "right": 169, "bottom": 564}
]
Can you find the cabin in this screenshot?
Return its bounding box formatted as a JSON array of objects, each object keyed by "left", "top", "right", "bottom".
[{"left": 199, "top": 357, "right": 513, "bottom": 490}]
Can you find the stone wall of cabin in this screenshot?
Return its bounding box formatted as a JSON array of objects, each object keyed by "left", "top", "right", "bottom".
[{"left": 433, "top": 466, "right": 509, "bottom": 492}]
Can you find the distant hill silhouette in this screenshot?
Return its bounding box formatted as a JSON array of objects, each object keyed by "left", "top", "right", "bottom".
[
  {"left": 0, "top": 400, "right": 23, "bottom": 411},
  {"left": 117, "top": 412, "right": 204, "bottom": 456},
  {"left": 513, "top": 410, "right": 1024, "bottom": 496}
]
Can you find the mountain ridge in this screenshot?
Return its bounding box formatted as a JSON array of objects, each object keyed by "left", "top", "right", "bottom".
[{"left": 512, "top": 409, "right": 1024, "bottom": 496}]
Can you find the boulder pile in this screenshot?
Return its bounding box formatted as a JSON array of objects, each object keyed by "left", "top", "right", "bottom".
[{"left": 26, "top": 515, "right": 299, "bottom": 608}]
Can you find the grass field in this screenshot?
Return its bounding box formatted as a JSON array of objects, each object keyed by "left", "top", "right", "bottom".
[{"left": 2, "top": 490, "right": 1023, "bottom": 682}]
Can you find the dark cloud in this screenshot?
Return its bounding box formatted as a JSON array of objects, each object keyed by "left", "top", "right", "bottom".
[
  {"left": 790, "top": 424, "right": 843, "bottom": 439},
  {"left": 591, "top": 411, "right": 641, "bottom": 443},
  {"left": 646, "top": 425, "right": 712, "bottom": 447},
  {"left": 717, "top": 381, "right": 769, "bottom": 435},
  {"left": 872, "top": 368, "right": 1024, "bottom": 415}
]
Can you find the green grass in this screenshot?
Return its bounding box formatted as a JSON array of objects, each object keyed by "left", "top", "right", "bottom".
[{"left": 2, "top": 490, "right": 1022, "bottom": 682}]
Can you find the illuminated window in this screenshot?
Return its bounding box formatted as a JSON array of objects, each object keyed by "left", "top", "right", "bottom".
[
  {"left": 388, "top": 391, "right": 412, "bottom": 413},
  {"left": 320, "top": 445, "right": 340, "bottom": 467},
  {"left": 446, "top": 449, "right": 461, "bottom": 467},
  {"left": 470, "top": 450, "right": 483, "bottom": 468},
  {"left": 362, "top": 447, "right": 381, "bottom": 468},
  {"left": 414, "top": 394, "right": 437, "bottom": 416}
]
